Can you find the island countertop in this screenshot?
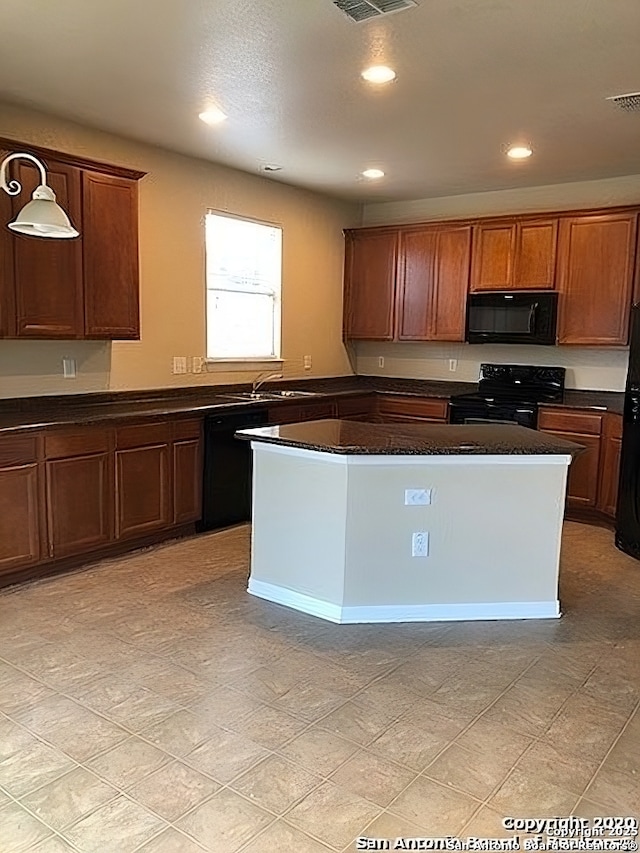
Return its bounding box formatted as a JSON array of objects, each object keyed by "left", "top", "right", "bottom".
[{"left": 236, "top": 419, "right": 584, "bottom": 456}]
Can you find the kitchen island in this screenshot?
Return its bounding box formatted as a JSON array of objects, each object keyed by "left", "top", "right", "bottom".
[{"left": 236, "top": 420, "right": 582, "bottom": 624}]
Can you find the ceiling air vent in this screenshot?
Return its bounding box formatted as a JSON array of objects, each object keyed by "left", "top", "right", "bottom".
[
  {"left": 606, "top": 92, "right": 640, "bottom": 112},
  {"left": 332, "top": 0, "right": 418, "bottom": 23}
]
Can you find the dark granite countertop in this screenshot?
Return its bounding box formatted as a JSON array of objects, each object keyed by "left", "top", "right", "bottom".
[
  {"left": 0, "top": 375, "right": 624, "bottom": 435},
  {"left": 236, "top": 419, "right": 584, "bottom": 456}
]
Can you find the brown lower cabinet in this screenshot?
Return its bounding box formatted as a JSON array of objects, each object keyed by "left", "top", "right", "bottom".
[
  {"left": 0, "top": 434, "right": 42, "bottom": 572},
  {"left": 46, "top": 430, "right": 114, "bottom": 558},
  {"left": 376, "top": 395, "right": 449, "bottom": 423},
  {"left": 173, "top": 419, "right": 204, "bottom": 525},
  {"left": 0, "top": 415, "right": 204, "bottom": 585},
  {"left": 597, "top": 414, "right": 623, "bottom": 518},
  {"left": 335, "top": 394, "right": 376, "bottom": 421},
  {"left": 538, "top": 408, "right": 603, "bottom": 509},
  {"left": 116, "top": 422, "right": 172, "bottom": 539},
  {"left": 268, "top": 399, "right": 337, "bottom": 424}
]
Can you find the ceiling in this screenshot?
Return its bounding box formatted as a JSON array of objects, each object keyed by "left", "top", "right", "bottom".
[{"left": 0, "top": 0, "right": 639, "bottom": 202}]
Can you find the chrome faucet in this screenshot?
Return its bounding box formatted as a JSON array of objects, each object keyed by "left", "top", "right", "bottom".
[{"left": 252, "top": 371, "right": 283, "bottom": 395}]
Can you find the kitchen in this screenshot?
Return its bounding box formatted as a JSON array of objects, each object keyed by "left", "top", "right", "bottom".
[{"left": 0, "top": 1, "right": 639, "bottom": 850}]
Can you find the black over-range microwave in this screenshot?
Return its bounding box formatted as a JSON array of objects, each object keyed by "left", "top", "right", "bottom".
[{"left": 465, "top": 291, "right": 558, "bottom": 345}]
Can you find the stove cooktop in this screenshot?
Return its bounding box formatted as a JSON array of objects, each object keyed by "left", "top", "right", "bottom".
[{"left": 451, "top": 363, "right": 566, "bottom": 405}]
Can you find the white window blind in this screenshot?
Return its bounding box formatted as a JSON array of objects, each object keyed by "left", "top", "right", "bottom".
[{"left": 205, "top": 212, "right": 282, "bottom": 360}]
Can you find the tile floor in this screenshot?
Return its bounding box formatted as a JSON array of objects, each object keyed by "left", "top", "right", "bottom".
[{"left": 0, "top": 522, "right": 638, "bottom": 852}]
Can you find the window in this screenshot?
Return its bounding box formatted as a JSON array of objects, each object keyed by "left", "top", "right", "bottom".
[{"left": 205, "top": 212, "right": 282, "bottom": 361}]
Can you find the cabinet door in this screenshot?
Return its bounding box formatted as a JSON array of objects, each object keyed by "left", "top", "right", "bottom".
[
  {"left": 597, "top": 415, "right": 623, "bottom": 518},
  {"left": 397, "top": 226, "right": 471, "bottom": 342},
  {"left": 470, "top": 223, "right": 516, "bottom": 290},
  {"left": 11, "top": 158, "right": 83, "bottom": 337},
  {"left": 173, "top": 418, "right": 203, "bottom": 526},
  {"left": 46, "top": 452, "right": 113, "bottom": 557},
  {"left": 541, "top": 430, "right": 601, "bottom": 508},
  {"left": 557, "top": 213, "right": 638, "bottom": 345},
  {"left": 344, "top": 231, "right": 398, "bottom": 339},
  {"left": 396, "top": 229, "right": 437, "bottom": 340},
  {"left": 173, "top": 440, "right": 201, "bottom": 525},
  {"left": 430, "top": 226, "right": 472, "bottom": 340},
  {"left": 0, "top": 463, "right": 41, "bottom": 573},
  {"left": 116, "top": 444, "right": 171, "bottom": 538},
  {"left": 513, "top": 219, "right": 558, "bottom": 289},
  {"left": 83, "top": 172, "right": 140, "bottom": 338}
]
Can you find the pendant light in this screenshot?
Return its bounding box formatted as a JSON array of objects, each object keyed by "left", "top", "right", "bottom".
[{"left": 0, "top": 152, "right": 79, "bottom": 238}]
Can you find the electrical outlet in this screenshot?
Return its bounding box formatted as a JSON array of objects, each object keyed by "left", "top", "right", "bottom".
[
  {"left": 378, "top": 356, "right": 385, "bottom": 368},
  {"left": 62, "top": 357, "right": 77, "bottom": 379},
  {"left": 192, "top": 356, "right": 204, "bottom": 374},
  {"left": 303, "top": 355, "right": 312, "bottom": 371},
  {"left": 449, "top": 359, "right": 457, "bottom": 372},
  {"left": 412, "top": 532, "right": 429, "bottom": 557},
  {"left": 172, "top": 356, "right": 187, "bottom": 375},
  {"left": 405, "top": 488, "right": 431, "bottom": 506}
]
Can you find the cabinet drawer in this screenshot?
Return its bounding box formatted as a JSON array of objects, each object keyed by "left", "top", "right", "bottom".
[
  {"left": 116, "top": 422, "right": 172, "bottom": 449},
  {"left": 0, "top": 434, "right": 39, "bottom": 467},
  {"left": 377, "top": 395, "right": 449, "bottom": 421},
  {"left": 336, "top": 395, "right": 375, "bottom": 418},
  {"left": 268, "top": 401, "right": 336, "bottom": 424},
  {"left": 172, "top": 418, "right": 203, "bottom": 441},
  {"left": 537, "top": 408, "right": 603, "bottom": 436},
  {"left": 45, "top": 428, "right": 112, "bottom": 459}
]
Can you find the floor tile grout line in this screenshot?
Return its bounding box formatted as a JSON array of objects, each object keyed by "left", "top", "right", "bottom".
[
  {"left": 343, "top": 648, "right": 575, "bottom": 846},
  {"left": 462, "top": 658, "right": 610, "bottom": 817},
  {"left": 579, "top": 694, "right": 640, "bottom": 806}
]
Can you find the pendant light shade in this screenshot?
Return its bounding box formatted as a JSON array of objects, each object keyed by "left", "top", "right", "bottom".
[{"left": 1, "top": 152, "right": 79, "bottom": 239}]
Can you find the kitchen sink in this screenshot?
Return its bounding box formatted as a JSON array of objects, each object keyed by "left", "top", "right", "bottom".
[{"left": 221, "top": 390, "right": 320, "bottom": 402}]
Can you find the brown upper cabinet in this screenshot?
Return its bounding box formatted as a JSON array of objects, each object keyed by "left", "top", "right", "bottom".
[
  {"left": 397, "top": 226, "right": 471, "bottom": 341},
  {"left": 344, "top": 224, "right": 471, "bottom": 343},
  {"left": 0, "top": 138, "right": 145, "bottom": 340},
  {"left": 344, "top": 230, "right": 398, "bottom": 340},
  {"left": 470, "top": 218, "right": 558, "bottom": 291},
  {"left": 557, "top": 212, "right": 638, "bottom": 346}
]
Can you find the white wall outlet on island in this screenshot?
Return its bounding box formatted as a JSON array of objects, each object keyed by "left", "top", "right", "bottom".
[
  {"left": 411, "top": 531, "right": 429, "bottom": 557},
  {"left": 405, "top": 488, "right": 431, "bottom": 506},
  {"left": 378, "top": 356, "right": 384, "bottom": 368},
  {"left": 449, "top": 359, "right": 457, "bottom": 372}
]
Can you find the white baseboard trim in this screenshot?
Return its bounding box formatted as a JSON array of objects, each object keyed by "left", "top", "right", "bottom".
[{"left": 247, "top": 578, "right": 560, "bottom": 624}]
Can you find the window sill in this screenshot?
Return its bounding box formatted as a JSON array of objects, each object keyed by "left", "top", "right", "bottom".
[
  {"left": 205, "top": 357, "right": 284, "bottom": 366},
  {"left": 203, "top": 357, "right": 284, "bottom": 372}
]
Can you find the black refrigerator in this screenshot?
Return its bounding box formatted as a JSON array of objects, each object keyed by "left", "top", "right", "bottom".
[{"left": 616, "top": 304, "right": 640, "bottom": 558}]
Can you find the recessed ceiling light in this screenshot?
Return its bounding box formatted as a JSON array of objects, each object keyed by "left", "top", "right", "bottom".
[
  {"left": 199, "top": 107, "right": 227, "bottom": 125},
  {"left": 506, "top": 144, "right": 533, "bottom": 160},
  {"left": 361, "top": 65, "right": 396, "bottom": 84},
  {"left": 362, "top": 168, "right": 385, "bottom": 179}
]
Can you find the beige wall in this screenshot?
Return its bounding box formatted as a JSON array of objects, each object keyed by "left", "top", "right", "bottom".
[
  {"left": 357, "top": 173, "right": 640, "bottom": 391},
  {"left": 355, "top": 341, "right": 629, "bottom": 391},
  {"left": 249, "top": 444, "right": 567, "bottom": 621},
  {"left": 0, "top": 102, "right": 360, "bottom": 398}
]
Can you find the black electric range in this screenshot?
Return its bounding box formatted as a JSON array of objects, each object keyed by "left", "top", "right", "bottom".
[{"left": 449, "top": 364, "right": 566, "bottom": 429}]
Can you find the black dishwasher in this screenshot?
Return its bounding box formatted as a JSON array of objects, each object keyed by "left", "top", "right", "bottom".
[{"left": 199, "top": 409, "right": 269, "bottom": 531}]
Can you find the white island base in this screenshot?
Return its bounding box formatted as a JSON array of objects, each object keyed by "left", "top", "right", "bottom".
[{"left": 245, "top": 437, "right": 573, "bottom": 624}]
